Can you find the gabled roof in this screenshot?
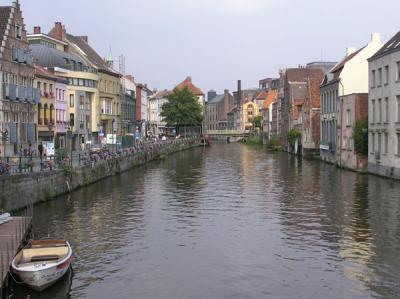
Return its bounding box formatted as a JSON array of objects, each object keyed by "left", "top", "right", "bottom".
[
  {"left": 66, "top": 33, "right": 118, "bottom": 76},
  {"left": 262, "top": 90, "right": 278, "bottom": 109},
  {"left": 151, "top": 89, "right": 170, "bottom": 99},
  {"left": 175, "top": 77, "right": 204, "bottom": 95},
  {"left": 0, "top": 7, "right": 11, "bottom": 42},
  {"left": 207, "top": 94, "right": 224, "bottom": 104},
  {"left": 286, "top": 68, "right": 324, "bottom": 83},
  {"left": 256, "top": 90, "right": 268, "bottom": 101},
  {"left": 369, "top": 31, "right": 400, "bottom": 61},
  {"left": 330, "top": 47, "right": 365, "bottom": 76}
]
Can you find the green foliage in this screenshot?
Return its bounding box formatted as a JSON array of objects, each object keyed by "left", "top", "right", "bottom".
[
  {"left": 267, "top": 136, "right": 281, "bottom": 151},
  {"left": 252, "top": 116, "right": 263, "bottom": 129},
  {"left": 247, "top": 135, "right": 263, "bottom": 145},
  {"left": 63, "top": 164, "right": 74, "bottom": 177},
  {"left": 286, "top": 129, "right": 301, "bottom": 145},
  {"left": 56, "top": 149, "right": 67, "bottom": 162},
  {"left": 353, "top": 119, "right": 368, "bottom": 155},
  {"left": 161, "top": 87, "right": 203, "bottom": 126}
]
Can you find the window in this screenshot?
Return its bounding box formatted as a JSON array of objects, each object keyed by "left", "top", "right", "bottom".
[
  {"left": 371, "top": 70, "right": 376, "bottom": 88},
  {"left": 346, "top": 109, "right": 351, "bottom": 126},
  {"left": 79, "top": 96, "right": 84, "bottom": 110},
  {"left": 69, "top": 94, "right": 74, "bottom": 107},
  {"left": 372, "top": 100, "right": 376, "bottom": 123},
  {"left": 378, "top": 99, "right": 382, "bottom": 123},
  {"left": 384, "top": 133, "right": 388, "bottom": 154},
  {"left": 43, "top": 83, "right": 47, "bottom": 93},
  {"left": 397, "top": 96, "right": 400, "bottom": 121},
  {"left": 372, "top": 133, "right": 375, "bottom": 152},
  {"left": 385, "top": 66, "right": 389, "bottom": 85},
  {"left": 397, "top": 61, "right": 400, "bottom": 81},
  {"left": 378, "top": 133, "right": 382, "bottom": 154},
  {"left": 378, "top": 68, "right": 382, "bottom": 86},
  {"left": 49, "top": 84, "right": 53, "bottom": 94},
  {"left": 15, "top": 24, "right": 21, "bottom": 39},
  {"left": 398, "top": 133, "right": 400, "bottom": 155},
  {"left": 37, "top": 81, "right": 41, "bottom": 90},
  {"left": 385, "top": 97, "right": 389, "bottom": 123}
]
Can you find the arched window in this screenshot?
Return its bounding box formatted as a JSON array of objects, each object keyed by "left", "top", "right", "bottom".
[
  {"left": 44, "top": 103, "right": 48, "bottom": 125},
  {"left": 37, "top": 103, "right": 42, "bottom": 124}
]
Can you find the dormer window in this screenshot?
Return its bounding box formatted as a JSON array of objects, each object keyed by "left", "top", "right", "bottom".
[{"left": 15, "top": 24, "right": 21, "bottom": 39}]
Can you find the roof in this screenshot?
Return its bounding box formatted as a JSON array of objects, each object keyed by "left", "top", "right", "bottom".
[
  {"left": 66, "top": 33, "right": 118, "bottom": 76},
  {"left": 0, "top": 7, "right": 11, "bottom": 42},
  {"left": 330, "top": 47, "right": 364, "bottom": 74},
  {"left": 207, "top": 94, "right": 224, "bottom": 104},
  {"left": 30, "top": 44, "right": 87, "bottom": 69},
  {"left": 151, "top": 89, "right": 170, "bottom": 99},
  {"left": 286, "top": 68, "right": 324, "bottom": 83},
  {"left": 175, "top": 77, "right": 204, "bottom": 95},
  {"left": 35, "top": 65, "right": 58, "bottom": 80},
  {"left": 369, "top": 31, "right": 400, "bottom": 61},
  {"left": 262, "top": 90, "right": 278, "bottom": 109},
  {"left": 256, "top": 90, "right": 268, "bottom": 101}
]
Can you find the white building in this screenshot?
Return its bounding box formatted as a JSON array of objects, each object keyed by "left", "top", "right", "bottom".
[
  {"left": 148, "top": 90, "right": 169, "bottom": 135},
  {"left": 368, "top": 31, "right": 400, "bottom": 179},
  {"left": 320, "top": 33, "right": 383, "bottom": 164}
]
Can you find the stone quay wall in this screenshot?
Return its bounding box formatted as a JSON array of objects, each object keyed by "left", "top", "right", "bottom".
[{"left": 0, "top": 138, "right": 201, "bottom": 212}]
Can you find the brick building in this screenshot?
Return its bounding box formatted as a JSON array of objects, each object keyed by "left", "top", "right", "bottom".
[
  {"left": 337, "top": 93, "right": 368, "bottom": 171},
  {"left": 0, "top": 2, "right": 40, "bottom": 157}
]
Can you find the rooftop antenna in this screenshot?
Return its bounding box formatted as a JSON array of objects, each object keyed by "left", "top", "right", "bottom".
[{"left": 119, "top": 54, "right": 126, "bottom": 75}]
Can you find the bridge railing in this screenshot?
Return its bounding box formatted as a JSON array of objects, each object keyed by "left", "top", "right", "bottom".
[{"left": 205, "top": 130, "right": 250, "bottom": 135}]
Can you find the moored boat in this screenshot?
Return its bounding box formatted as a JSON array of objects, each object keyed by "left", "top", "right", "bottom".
[{"left": 11, "top": 239, "right": 73, "bottom": 292}]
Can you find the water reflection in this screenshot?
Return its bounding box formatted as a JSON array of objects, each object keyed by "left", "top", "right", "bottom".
[{"left": 17, "top": 144, "right": 400, "bottom": 298}]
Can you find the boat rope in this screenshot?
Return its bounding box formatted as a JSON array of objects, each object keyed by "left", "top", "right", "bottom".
[{"left": 7, "top": 269, "right": 25, "bottom": 285}]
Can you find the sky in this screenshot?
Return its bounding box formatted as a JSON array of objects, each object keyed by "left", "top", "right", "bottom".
[{"left": 14, "top": 0, "right": 400, "bottom": 94}]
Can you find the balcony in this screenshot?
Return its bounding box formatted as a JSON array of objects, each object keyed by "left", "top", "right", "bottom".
[{"left": 3, "top": 84, "right": 40, "bottom": 104}]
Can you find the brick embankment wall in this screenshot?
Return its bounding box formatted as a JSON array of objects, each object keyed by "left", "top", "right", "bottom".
[{"left": 0, "top": 138, "right": 201, "bottom": 212}]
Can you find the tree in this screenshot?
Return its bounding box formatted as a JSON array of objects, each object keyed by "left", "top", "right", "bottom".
[
  {"left": 161, "top": 87, "right": 203, "bottom": 126},
  {"left": 353, "top": 119, "right": 368, "bottom": 155},
  {"left": 252, "top": 116, "right": 262, "bottom": 130}
]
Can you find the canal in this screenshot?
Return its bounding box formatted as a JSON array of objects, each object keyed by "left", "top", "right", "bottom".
[{"left": 17, "top": 144, "right": 400, "bottom": 298}]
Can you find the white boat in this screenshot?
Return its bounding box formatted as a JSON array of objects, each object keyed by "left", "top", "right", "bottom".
[{"left": 11, "top": 239, "right": 73, "bottom": 292}]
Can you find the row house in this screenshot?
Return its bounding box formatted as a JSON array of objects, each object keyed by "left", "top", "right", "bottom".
[
  {"left": 120, "top": 75, "right": 136, "bottom": 135},
  {"left": 48, "top": 23, "right": 122, "bottom": 140},
  {"left": 206, "top": 90, "right": 233, "bottom": 131},
  {"left": 136, "top": 83, "right": 152, "bottom": 135},
  {"left": 29, "top": 30, "right": 98, "bottom": 151},
  {"left": 320, "top": 33, "right": 382, "bottom": 167},
  {"left": 148, "top": 89, "right": 168, "bottom": 135},
  {"left": 35, "top": 66, "right": 67, "bottom": 148},
  {"left": 281, "top": 68, "right": 324, "bottom": 152},
  {"left": 368, "top": 31, "right": 400, "bottom": 179},
  {"left": 0, "top": 2, "right": 40, "bottom": 156},
  {"left": 260, "top": 89, "right": 278, "bottom": 138}
]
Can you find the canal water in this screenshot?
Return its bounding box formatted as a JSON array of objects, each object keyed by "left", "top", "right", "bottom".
[{"left": 18, "top": 144, "right": 400, "bottom": 298}]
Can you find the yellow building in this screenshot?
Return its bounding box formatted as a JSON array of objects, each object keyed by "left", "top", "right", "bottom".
[
  {"left": 98, "top": 71, "right": 121, "bottom": 135},
  {"left": 34, "top": 66, "right": 57, "bottom": 143},
  {"left": 243, "top": 101, "right": 260, "bottom": 130}
]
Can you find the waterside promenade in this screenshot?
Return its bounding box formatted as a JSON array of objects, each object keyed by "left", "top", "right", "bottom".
[{"left": 0, "top": 137, "right": 201, "bottom": 212}]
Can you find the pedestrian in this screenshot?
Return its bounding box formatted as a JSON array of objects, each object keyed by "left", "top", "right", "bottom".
[
  {"left": 38, "top": 142, "right": 44, "bottom": 158},
  {"left": 27, "top": 143, "right": 33, "bottom": 157}
]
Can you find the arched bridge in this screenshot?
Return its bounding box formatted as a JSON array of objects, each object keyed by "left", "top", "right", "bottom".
[{"left": 205, "top": 130, "right": 250, "bottom": 141}]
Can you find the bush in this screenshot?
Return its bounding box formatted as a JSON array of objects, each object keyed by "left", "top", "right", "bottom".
[
  {"left": 353, "top": 119, "right": 368, "bottom": 155},
  {"left": 267, "top": 136, "right": 281, "bottom": 151},
  {"left": 287, "top": 129, "right": 301, "bottom": 145}
]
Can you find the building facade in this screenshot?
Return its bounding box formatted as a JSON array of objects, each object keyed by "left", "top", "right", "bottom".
[
  {"left": 120, "top": 75, "right": 136, "bottom": 135},
  {"left": 337, "top": 93, "right": 368, "bottom": 171},
  {"left": 320, "top": 33, "right": 383, "bottom": 163},
  {"left": 368, "top": 31, "right": 400, "bottom": 179},
  {"left": 0, "top": 2, "right": 40, "bottom": 157},
  {"left": 148, "top": 90, "right": 168, "bottom": 135}
]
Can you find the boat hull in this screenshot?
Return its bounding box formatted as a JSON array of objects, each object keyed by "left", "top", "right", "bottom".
[{"left": 13, "top": 256, "right": 72, "bottom": 291}]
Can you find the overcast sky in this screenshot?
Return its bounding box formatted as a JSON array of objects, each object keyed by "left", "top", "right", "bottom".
[{"left": 16, "top": 0, "right": 400, "bottom": 94}]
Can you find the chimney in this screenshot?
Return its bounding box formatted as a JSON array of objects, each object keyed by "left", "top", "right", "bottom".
[
  {"left": 54, "top": 22, "right": 63, "bottom": 41},
  {"left": 371, "top": 32, "right": 381, "bottom": 44},
  {"left": 346, "top": 47, "right": 356, "bottom": 56},
  {"left": 237, "top": 80, "right": 242, "bottom": 106},
  {"left": 33, "top": 26, "right": 41, "bottom": 34}
]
